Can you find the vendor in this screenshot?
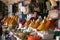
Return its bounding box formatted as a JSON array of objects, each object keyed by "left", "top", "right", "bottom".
[{"left": 30, "top": 11, "right": 38, "bottom": 21}]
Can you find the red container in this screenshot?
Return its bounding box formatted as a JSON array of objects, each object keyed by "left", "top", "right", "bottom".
[{"left": 27, "top": 35, "right": 41, "bottom": 40}]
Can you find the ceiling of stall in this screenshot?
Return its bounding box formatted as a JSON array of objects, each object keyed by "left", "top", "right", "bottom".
[{"left": 0, "top": 0, "right": 60, "bottom": 5}]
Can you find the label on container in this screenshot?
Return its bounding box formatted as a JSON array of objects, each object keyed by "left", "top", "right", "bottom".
[
  {"left": 58, "top": 19, "right": 60, "bottom": 28},
  {"left": 56, "top": 36, "right": 60, "bottom": 40}
]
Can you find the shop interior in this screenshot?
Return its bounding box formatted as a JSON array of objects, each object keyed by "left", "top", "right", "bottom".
[{"left": 0, "top": 0, "right": 60, "bottom": 40}]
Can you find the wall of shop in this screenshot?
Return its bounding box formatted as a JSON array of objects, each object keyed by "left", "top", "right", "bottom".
[{"left": 0, "top": 0, "right": 21, "bottom": 4}]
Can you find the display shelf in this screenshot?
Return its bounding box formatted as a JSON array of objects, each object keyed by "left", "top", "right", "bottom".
[
  {"left": 10, "top": 31, "right": 21, "bottom": 40},
  {"left": 14, "top": 35, "right": 21, "bottom": 40}
]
